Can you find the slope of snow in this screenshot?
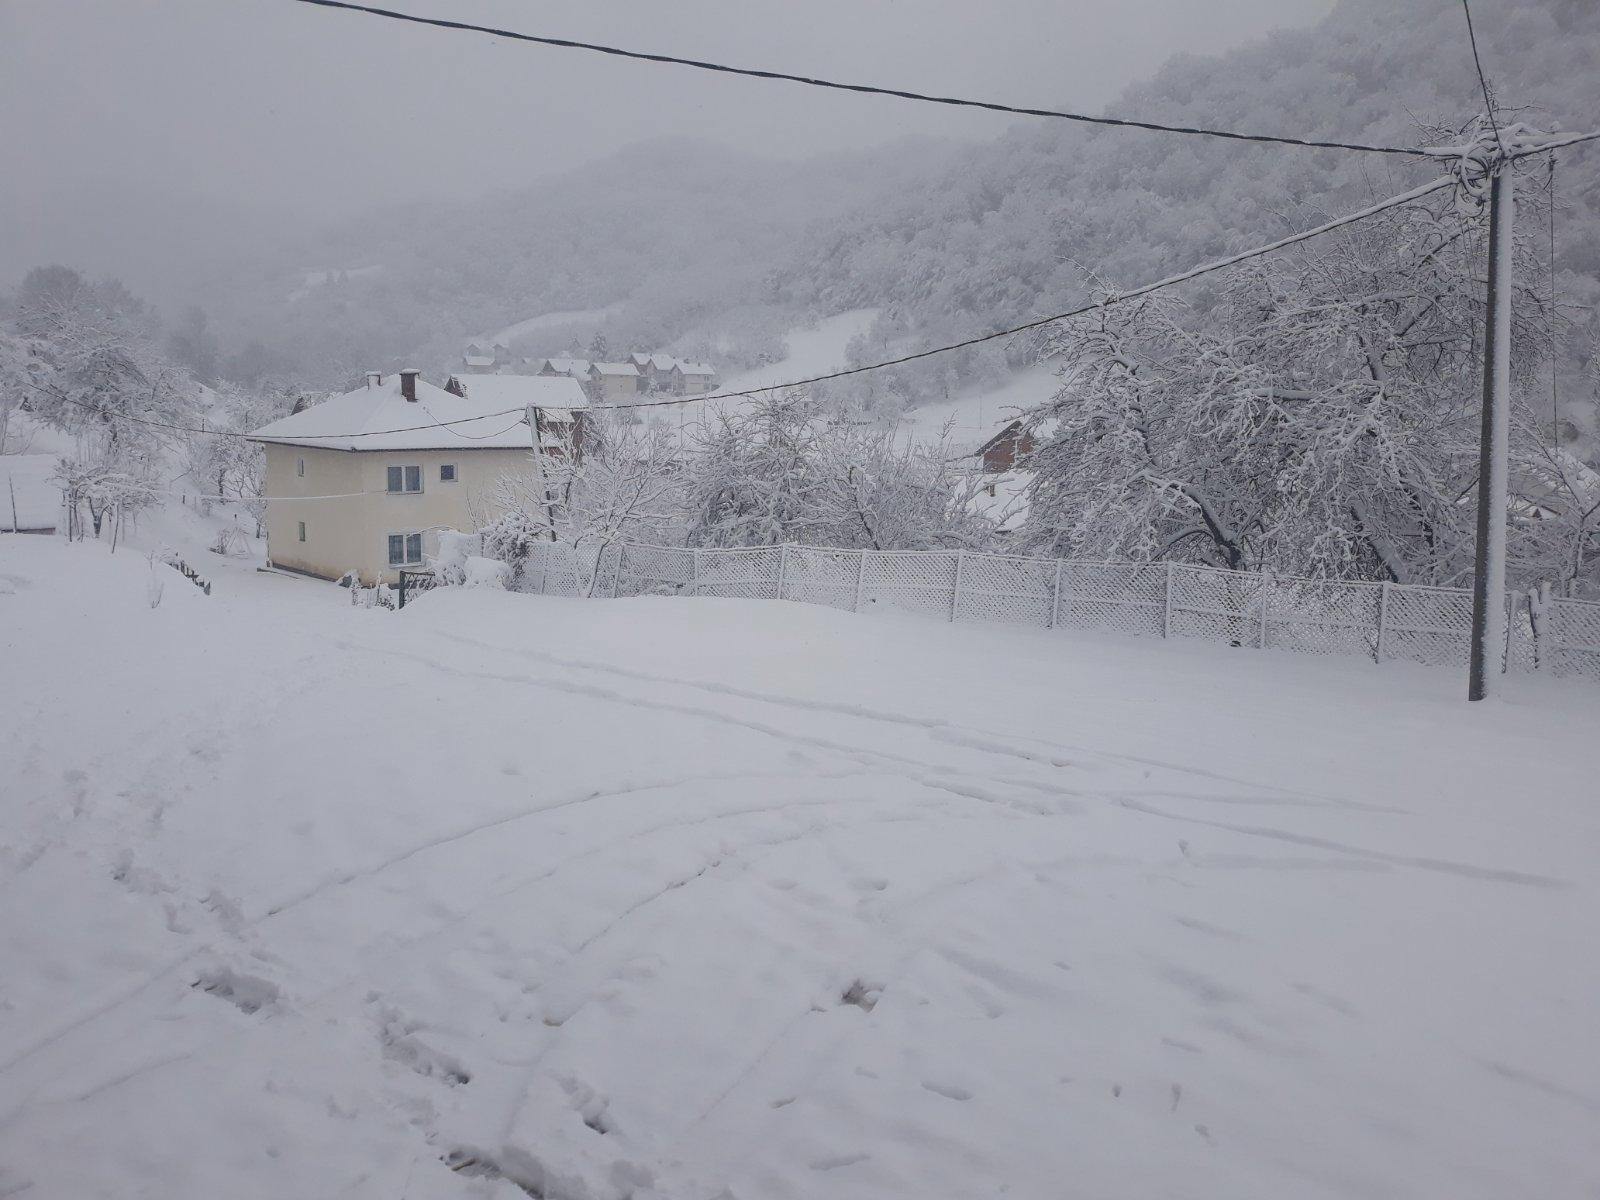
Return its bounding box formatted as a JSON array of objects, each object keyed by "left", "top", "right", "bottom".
[
  {"left": 2, "top": 534, "right": 1599, "bottom": 1199},
  {"left": 718, "top": 309, "right": 880, "bottom": 396}
]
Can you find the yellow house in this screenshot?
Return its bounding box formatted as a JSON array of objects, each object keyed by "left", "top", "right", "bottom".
[{"left": 249, "top": 369, "right": 587, "bottom": 585}]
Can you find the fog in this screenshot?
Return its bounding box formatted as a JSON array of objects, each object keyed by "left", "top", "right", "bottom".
[{"left": 2, "top": 0, "right": 1331, "bottom": 300}]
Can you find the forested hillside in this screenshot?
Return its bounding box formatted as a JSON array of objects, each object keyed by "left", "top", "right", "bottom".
[
  {"left": 780, "top": 0, "right": 1599, "bottom": 440},
  {"left": 193, "top": 137, "right": 961, "bottom": 388}
]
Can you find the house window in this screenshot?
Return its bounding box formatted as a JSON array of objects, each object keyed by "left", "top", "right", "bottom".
[
  {"left": 297, "top": 457, "right": 305, "bottom": 477},
  {"left": 387, "top": 532, "right": 423, "bottom": 567},
  {"left": 298, "top": 521, "right": 306, "bottom": 542},
  {"left": 440, "top": 464, "right": 457, "bottom": 482},
  {"left": 387, "top": 465, "right": 422, "bottom": 493}
]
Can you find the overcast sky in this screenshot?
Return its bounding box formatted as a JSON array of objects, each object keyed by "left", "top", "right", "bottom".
[{"left": 2, "top": 0, "right": 1332, "bottom": 294}]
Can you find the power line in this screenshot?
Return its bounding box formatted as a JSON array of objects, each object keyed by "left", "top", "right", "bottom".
[
  {"left": 287, "top": 0, "right": 1432, "bottom": 159},
  {"left": 1459, "top": 0, "right": 1506, "bottom": 156},
  {"left": 611, "top": 172, "right": 1463, "bottom": 409}
]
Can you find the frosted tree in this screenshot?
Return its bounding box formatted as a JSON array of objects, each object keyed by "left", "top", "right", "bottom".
[
  {"left": 684, "top": 391, "right": 835, "bottom": 547},
  {"left": 477, "top": 412, "right": 684, "bottom": 594},
  {"left": 1021, "top": 163, "right": 1565, "bottom": 587}
]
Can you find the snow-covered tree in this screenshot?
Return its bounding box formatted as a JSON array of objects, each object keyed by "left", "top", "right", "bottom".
[{"left": 1021, "top": 161, "right": 1572, "bottom": 588}]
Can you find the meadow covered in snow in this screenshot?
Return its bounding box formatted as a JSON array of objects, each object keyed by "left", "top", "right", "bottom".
[{"left": 2, "top": 535, "right": 1597, "bottom": 1199}]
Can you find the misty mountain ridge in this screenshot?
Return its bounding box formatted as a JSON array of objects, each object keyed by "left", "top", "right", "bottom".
[{"left": 12, "top": 0, "right": 1598, "bottom": 446}]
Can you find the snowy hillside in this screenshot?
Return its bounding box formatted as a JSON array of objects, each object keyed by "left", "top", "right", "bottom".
[{"left": 3, "top": 536, "right": 1598, "bottom": 1199}]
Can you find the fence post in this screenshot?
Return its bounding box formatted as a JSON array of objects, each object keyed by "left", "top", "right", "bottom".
[
  {"left": 611, "top": 544, "right": 626, "bottom": 598},
  {"left": 398, "top": 572, "right": 408, "bottom": 610},
  {"left": 691, "top": 548, "right": 700, "bottom": 597},
  {"left": 776, "top": 543, "right": 789, "bottom": 601},
  {"left": 1049, "top": 559, "right": 1063, "bottom": 629},
  {"left": 1259, "top": 576, "right": 1271, "bottom": 649},
  {"left": 950, "top": 549, "right": 965, "bottom": 622},
  {"left": 854, "top": 550, "right": 867, "bottom": 612},
  {"left": 1376, "top": 580, "right": 1390, "bottom": 663},
  {"left": 1163, "top": 561, "right": 1175, "bottom": 639}
]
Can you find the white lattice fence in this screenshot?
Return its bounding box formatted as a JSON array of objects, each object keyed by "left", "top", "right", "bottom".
[
  {"left": 957, "top": 552, "right": 1055, "bottom": 627},
  {"left": 861, "top": 551, "right": 960, "bottom": 619},
  {"left": 1541, "top": 596, "right": 1600, "bottom": 682},
  {"left": 783, "top": 546, "right": 861, "bottom": 611},
  {"left": 1056, "top": 561, "right": 1166, "bottom": 638},
  {"left": 501, "top": 541, "right": 1593, "bottom": 684}
]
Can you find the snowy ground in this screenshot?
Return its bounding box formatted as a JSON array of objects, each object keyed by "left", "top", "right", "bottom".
[{"left": 2, "top": 534, "right": 1599, "bottom": 1200}]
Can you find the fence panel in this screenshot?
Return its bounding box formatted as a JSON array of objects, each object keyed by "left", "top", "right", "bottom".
[
  {"left": 617, "top": 544, "right": 695, "bottom": 597},
  {"left": 1381, "top": 585, "right": 1473, "bottom": 669},
  {"left": 958, "top": 552, "right": 1055, "bottom": 627},
  {"left": 525, "top": 542, "right": 581, "bottom": 597},
  {"left": 782, "top": 546, "right": 860, "bottom": 610},
  {"left": 1169, "top": 564, "right": 1267, "bottom": 647},
  {"left": 860, "top": 551, "right": 959, "bottom": 618},
  {"left": 695, "top": 548, "right": 781, "bottom": 600},
  {"left": 1265, "top": 577, "right": 1382, "bottom": 659},
  {"left": 1545, "top": 597, "right": 1600, "bottom": 682},
  {"left": 1055, "top": 561, "right": 1166, "bottom": 637}
]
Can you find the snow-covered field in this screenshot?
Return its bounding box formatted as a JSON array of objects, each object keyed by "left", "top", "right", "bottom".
[
  {"left": 3, "top": 535, "right": 1599, "bottom": 1199},
  {"left": 717, "top": 310, "right": 879, "bottom": 397}
]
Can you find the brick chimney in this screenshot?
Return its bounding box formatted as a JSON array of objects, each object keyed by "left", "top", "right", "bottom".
[
  {"left": 366, "top": 372, "right": 381, "bottom": 389},
  {"left": 399, "top": 369, "right": 420, "bottom": 402}
]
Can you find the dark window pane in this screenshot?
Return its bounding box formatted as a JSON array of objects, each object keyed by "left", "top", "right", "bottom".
[
  {"left": 387, "top": 466, "right": 402, "bottom": 493},
  {"left": 405, "top": 533, "right": 422, "bottom": 563},
  {"left": 388, "top": 534, "right": 404, "bottom": 565},
  {"left": 440, "top": 464, "right": 456, "bottom": 482},
  {"left": 405, "top": 466, "right": 421, "bottom": 492}
]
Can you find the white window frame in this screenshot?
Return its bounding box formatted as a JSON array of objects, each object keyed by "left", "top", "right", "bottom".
[
  {"left": 387, "top": 465, "right": 423, "bottom": 494},
  {"left": 387, "top": 532, "right": 424, "bottom": 567}
]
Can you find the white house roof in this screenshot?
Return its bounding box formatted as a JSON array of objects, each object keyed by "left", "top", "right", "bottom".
[
  {"left": 675, "top": 361, "right": 716, "bottom": 376},
  {"left": 541, "top": 357, "right": 591, "bottom": 377},
  {"left": 461, "top": 354, "right": 496, "bottom": 368},
  {"left": 1, "top": 454, "right": 61, "bottom": 531},
  {"left": 647, "top": 354, "right": 680, "bottom": 371},
  {"left": 248, "top": 374, "right": 541, "bottom": 451},
  {"left": 590, "top": 361, "right": 640, "bottom": 377},
  {"left": 448, "top": 374, "right": 590, "bottom": 412}
]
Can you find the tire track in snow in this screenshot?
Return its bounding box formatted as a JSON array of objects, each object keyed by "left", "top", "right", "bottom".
[
  {"left": 1115, "top": 798, "right": 1563, "bottom": 888},
  {"left": 329, "top": 635, "right": 1082, "bottom": 818},
  {"left": 421, "top": 628, "right": 1361, "bottom": 808}
]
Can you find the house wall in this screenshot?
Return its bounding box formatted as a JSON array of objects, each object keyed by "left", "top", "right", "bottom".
[
  {"left": 589, "top": 373, "right": 641, "bottom": 404},
  {"left": 263, "top": 443, "right": 536, "bottom": 586}
]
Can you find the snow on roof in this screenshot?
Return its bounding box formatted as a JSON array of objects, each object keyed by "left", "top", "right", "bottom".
[
  {"left": 462, "top": 354, "right": 496, "bottom": 368},
  {"left": 449, "top": 374, "right": 590, "bottom": 413},
  {"left": 675, "top": 360, "right": 715, "bottom": 376},
  {"left": 647, "top": 354, "right": 680, "bottom": 371},
  {"left": 590, "top": 362, "right": 640, "bottom": 376},
  {"left": 541, "top": 357, "right": 591, "bottom": 377},
  {"left": 249, "top": 374, "right": 540, "bottom": 451},
  {"left": 0, "top": 455, "right": 61, "bottom": 531}
]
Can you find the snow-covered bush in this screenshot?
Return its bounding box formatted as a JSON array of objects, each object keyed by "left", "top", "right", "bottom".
[
  {"left": 461, "top": 556, "right": 509, "bottom": 590},
  {"left": 431, "top": 529, "right": 483, "bottom": 586}
]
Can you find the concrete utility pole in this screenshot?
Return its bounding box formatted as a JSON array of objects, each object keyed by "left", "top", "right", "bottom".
[
  {"left": 525, "top": 404, "right": 559, "bottom": 542},
  {"left": 1468, "top": 160, "right": 1514, "bottom": 701}
]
